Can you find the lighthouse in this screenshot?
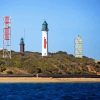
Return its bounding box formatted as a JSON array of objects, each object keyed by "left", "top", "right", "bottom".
[
  {"left": 41, "top": 21, "right": 48, "bottom": 56},
  {"left": 20, "top": 37, "right": 25, "bottom": 54},
  {"left": 75, "top": 35, "right": 83, "bottom": 58}
]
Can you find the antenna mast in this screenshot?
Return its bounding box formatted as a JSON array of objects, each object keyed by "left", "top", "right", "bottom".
[{"left": 3, "top": 16, "right": 11, "bottom": 59}]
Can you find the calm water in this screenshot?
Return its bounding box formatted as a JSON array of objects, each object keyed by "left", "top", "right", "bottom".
[{"left": 0, "top": 83, "right": 100, "bottom": 100}]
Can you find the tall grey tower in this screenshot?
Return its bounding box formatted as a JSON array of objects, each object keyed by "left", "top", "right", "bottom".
[
  {"left": 75, "top": 35, "right": 83, "bottom": 58},
  {"left": 20, "top": 37, "right": 25, "bottom": 54}
]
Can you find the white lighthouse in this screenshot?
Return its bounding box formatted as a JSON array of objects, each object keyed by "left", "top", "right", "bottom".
[
  {"left": 42, "top": 21, "right": 48, "bottom": 56},
  {"left": 75, "top": 35, "right": 83, "bottom": 58}
]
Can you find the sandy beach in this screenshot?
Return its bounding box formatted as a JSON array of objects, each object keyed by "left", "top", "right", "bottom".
[{"left": 0, "top": 77, "right": 100, "bottom": 83}]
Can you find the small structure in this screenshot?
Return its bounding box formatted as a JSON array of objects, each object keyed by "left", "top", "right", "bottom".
[
  {"left": 74, "top": 35, "right": 83, "bottom": 58},
  {"left": 20, "top": 38, "right": 25, "bottom": 54},
  {"left": 41, "top": 21, "right": 49, "bottom": 56}
]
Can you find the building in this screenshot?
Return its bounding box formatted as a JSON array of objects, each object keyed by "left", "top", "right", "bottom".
[
  {"left": 20, "top": 37, "right": 25, "bottom": 54},
  {"left": 75, "top": 35, "right": 83, "bottom": 58},
  {"left": 41, "top": 21, "right": 48, "bottom": 56}
]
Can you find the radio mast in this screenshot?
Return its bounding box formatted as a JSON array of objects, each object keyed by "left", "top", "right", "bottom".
[{"left": 3, "top": 16, "right": 11, "bottom": 59}]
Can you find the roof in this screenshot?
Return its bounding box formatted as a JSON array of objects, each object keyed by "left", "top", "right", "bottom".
[
  {"left": 20, "top": 38, "right": 24, "bottom": 45},
  {"left": 41, "top": 21, "right": 48, "bottom": 31}
]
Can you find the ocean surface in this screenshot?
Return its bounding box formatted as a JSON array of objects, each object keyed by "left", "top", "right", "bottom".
[{"left": 0, "top": 83, "right": 100, "bottom": 100}]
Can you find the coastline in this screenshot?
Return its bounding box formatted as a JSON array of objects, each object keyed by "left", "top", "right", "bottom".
[{"left": 0, "top": 77, "right": 100, "bottom": 83}]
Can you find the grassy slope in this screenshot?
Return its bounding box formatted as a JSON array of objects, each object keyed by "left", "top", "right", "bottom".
[{"left": 0, "top": 51, "right": 100, "bottom": 75}]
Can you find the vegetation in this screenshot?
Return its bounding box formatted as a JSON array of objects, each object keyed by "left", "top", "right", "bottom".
[{"left": 0, "top": 50, "right": 100, "bottom": 75}]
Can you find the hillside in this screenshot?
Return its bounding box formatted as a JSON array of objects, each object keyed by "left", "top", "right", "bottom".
[{"left": 0, "top": 50, "right": 100, "bottom": 75}]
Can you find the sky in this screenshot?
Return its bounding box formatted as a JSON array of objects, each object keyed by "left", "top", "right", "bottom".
[{"left": 0, "top": 0, "right": 100, "bottom": 60}]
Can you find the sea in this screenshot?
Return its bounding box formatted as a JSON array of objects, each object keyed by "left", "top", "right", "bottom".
[{"left": 0, "top": 83, "right": 100, "bottom": 100}]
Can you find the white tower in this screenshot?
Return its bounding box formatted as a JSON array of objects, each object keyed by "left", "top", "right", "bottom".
[
  {"left": 41, "top": 21, "right": 48, "bottom": 56},
  {"left": 75, "top": 35, "right": 83, "bottom": 58}
]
